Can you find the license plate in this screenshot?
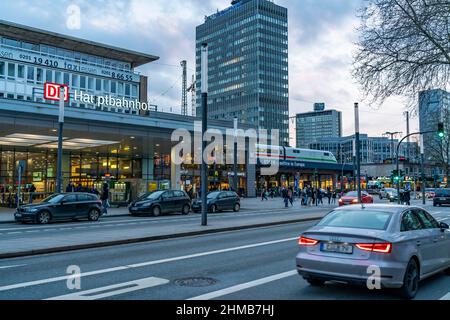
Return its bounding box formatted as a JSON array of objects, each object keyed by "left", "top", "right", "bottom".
[
  {"left": 321, "top": 243, "right": 353, "bottom": 254},
  {"left": 15, "top": 214, "right": 22, "bottom": 218},
  {"left": 440, "top": 198, "right": 448, "bottom": 201}
]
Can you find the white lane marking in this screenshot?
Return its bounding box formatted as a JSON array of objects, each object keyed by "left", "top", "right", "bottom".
[
  {"left": 440, "top": 292, "right": 450, "bottom": 300},
  {"left": 188, "top": 270, "right": 298, "bottom": 300},
  {"left": 45, "top": 277, "right": 169, "bottom": 300},
  {"left": 0, "top": 237, "right": 297, "bottom": 292},
  {"left": 0, "top": 265, "right": 25, "bottom": 270},
  {"left": 126, "top": 237, "right": 298, "bottom": 268}
]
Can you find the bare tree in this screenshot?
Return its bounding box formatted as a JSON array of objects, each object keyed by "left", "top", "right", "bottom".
[{"left": 353, "top": 0, "right": 450, "bottom": 109}]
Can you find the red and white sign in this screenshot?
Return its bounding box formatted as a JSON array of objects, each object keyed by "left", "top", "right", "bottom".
[{"left": 44, "top": 83, "right": 70, "bottom": 102}]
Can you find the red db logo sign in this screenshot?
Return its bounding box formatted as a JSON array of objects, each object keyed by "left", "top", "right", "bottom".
[{"left": 44, "top": 83, "right": 70, "bottom": 102}]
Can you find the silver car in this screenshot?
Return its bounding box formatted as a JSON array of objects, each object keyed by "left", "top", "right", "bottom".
[
  {"left": 296, "top": 205, "right": 450, "bottom": 299},
  {"left": 379, "top": 188, "right": 396, "bottom": 200}
]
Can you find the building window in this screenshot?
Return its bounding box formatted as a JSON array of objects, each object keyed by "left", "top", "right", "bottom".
[
  {"left": 55, "top": 71, "right": 62, "bottom": 84},
  {"left": 96, "top": 79, "right": 102, "bottom": 91},
  {"left": 7, "top": 62, "right": 15, "bottom": 79},
  {"left": 46, "top": 70, "right": 52, "bottom": 82},
  {"left": 0, "top": 61, "right": 4, "bottom": 78},
  {"left": 111, "top": 81, "right": 117, "bottom": 93},
  {"left": 80, "top": 76, "right": 86, "bottom": 88},
  {"left": 73, "top": 74, "right": 80, "bottom": 87},
  {"left": 64, "top": 73, "right": 70, "bottom": 85},
  {"left": 88, "top": 77, "right": 94, "bottom": 90},
  {"left": 36, "top": 68, "right": 43, "bottom": 82},
  {"left": 27, "top": 66, "right": 34, "bottom": 83},
  {"left": 17, "top": 65, "right": 25, "bottom": 79}
]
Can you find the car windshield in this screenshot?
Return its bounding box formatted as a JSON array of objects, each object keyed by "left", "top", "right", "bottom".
[
  {"left": 139, "top": 191, "right": 165, "bottom": 201},
  {"left": 345, "top": 192, "right": 358, "bottom": 197},
  {"left": 318, "top": 209, "right": 393, "bottom": 230},
  {"left": 41, "top": 194, "right": 65, "bottom": 204},
  {"left": 207, "top": 192, "right": 221, "bottom": 199}
]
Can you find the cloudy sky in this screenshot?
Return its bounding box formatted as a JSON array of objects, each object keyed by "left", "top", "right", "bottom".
[{"left": 0, "top": 0, "right": 417, "bottom": 139}]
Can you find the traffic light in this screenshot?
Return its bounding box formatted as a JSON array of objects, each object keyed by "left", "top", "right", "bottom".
[{"left": 438, "top": 122, "right": 445, "bottom": 139}]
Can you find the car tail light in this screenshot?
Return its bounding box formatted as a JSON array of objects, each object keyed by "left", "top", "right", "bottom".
[
  {"left": 298, "top": 236, "right": 319, "bottom": 246},
  {"left": 356, "top": 243, "right": 392, "bottom": 254}
]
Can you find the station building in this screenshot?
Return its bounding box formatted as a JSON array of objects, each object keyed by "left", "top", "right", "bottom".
[{"left": 0, "top": 20, "right": 255, "bottom": 205}]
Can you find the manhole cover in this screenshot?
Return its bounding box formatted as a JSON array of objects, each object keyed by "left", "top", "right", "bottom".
[{"left": 174, "top": 277, "right": 218, "bottom": 287}]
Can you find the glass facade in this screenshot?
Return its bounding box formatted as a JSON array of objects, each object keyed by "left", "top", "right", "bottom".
[
  {"left": 196, "top": 0, "right": 289, "bottom": 145},
  {"left": 296, "top": 108, "right": 342, "bottom": 148}
]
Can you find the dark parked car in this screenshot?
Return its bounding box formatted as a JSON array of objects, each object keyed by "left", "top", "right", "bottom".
[
  {"left": 192, "top": 191, "right": 240, "bottom": 213},
  {"left": 129, "top": 190, "right": 191, "bottom": 217},
  {"left": 14, "top": 193, "right": 103, "bottom": 224},
  {"left": 434, "top": 189, "right": 450, "bottom": 207}
]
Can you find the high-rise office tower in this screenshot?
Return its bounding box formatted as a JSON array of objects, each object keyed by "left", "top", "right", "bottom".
[{"left": 196, "top": 0, "right": 289, "bottom": 145}]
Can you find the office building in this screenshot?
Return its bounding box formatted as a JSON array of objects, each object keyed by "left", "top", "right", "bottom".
[
  {"left": 296, "top": 104, "right": 342, "bottom": 148},
  {"left": 196, "top": 0, "right": 289, "bottom": 145}
]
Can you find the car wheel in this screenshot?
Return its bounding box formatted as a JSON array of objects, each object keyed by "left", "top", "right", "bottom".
[
  {"left": 233, "top": 203, "right": 240, "bottom": 212},
  {"left": 210, "top": 205, "right": 217, "bottom": 214},
  {"left": 181, "top": 204, "right": 190, "bottom": 215},
  {"left": 306, "top": 278, "right": 325, "bottom": 286},
  {"left": 88, "top": 209, "right": 100, "bottom": 221},
  {"left": 37, "top": 211, "right": 51, "bottom": 224},
  {"left": 152, "top": 206, "right": 161, "bottom": 217},
  {"left": 399, "top": 259, "right": 420, "bottom": 300}
]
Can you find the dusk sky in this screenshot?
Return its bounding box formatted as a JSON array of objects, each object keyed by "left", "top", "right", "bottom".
[{"left": 0, "top": 0, "right": 419, "bottom": 139}]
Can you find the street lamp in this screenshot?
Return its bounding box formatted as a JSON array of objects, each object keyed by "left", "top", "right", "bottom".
[
  {"left": 56, "top": 86, "right": 65, "bottom": 194},
  {"left": 200, "top": 43, "right": 208, "bottom": 227}
]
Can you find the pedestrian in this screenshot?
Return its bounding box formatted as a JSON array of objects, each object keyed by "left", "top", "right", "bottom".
[
  {"left": 90, "top": 186, "right": 100, "bottom": 197},
  {"left": 66, "top": 182, "right": 75, "bottom": 193},
  {"left": 332, "top": 190, "right": 337, "bottom": 204},
  {"left": 101, "top": 182, "right": 110, "bottom": 214},
  {"left": 326, "top": 188, "right": 332, "bottom": 205},
  {"left": 281, "top": 187, "right": 289, "bottom": 208},
  {"left": 316, "top": 188, "right": 323, "bottom": 206},
  {"left": 76, "top": 183, "right": 83, "bottom": 192},
  {"left": 288, "top": 188, "right": 294, "bottom": 207},
  {"left": 261, "top": 188, "right": 268, "bottom": 201},
  {"left": 404, "top": 189, "right": 411, "bottom": 206},
  {"left": 311, "top": 188, "right": 316, "bottom": 206},
  {"left": 29, "top": 183, "right": 36, "bottom": 204}
]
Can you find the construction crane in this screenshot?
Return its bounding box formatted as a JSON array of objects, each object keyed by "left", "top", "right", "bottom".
[
  {"left": 187, "top": 74, "right": 196, "bottom": 117},
  {"left": 180, "top": 60, "right": 188, "bottom": 116}
]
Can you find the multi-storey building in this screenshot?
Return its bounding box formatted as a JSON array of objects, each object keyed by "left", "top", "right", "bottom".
[
  {"left": 196, "top": 0, "right": 289, "bottom": 145},
  {"left": 296, "top": 104, "right": 342, "bottom": 148}
]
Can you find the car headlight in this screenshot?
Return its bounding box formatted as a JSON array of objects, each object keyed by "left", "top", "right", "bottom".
[{"left": 24, "top": 208, "right": 38, "bottom": 213}]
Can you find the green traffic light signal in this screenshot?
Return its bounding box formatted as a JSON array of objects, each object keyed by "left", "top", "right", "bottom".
[{"left": 438, "top": 122, "right": 445, "bottom": 138}]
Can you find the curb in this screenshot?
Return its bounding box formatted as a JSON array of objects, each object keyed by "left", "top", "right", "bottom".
[
  {"left": 0, "top": 216, "right": 321, "bottom": 260},
  {"left": 0, "top": 213, "right": 132, "bottom": 224}
]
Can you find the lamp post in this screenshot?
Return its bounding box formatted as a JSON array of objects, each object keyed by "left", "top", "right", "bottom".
[
  {"left": 56, "top": 86, "right": 65, "bottom": 194},
  {"left": 420, "top": 135, "right": 426, "bottom": 205},
  {"left": 233, "top": 117, "right": 238, "bottom": 193},
  {"left": 200, "top": 43, "right": 208, "bottom": 227},
  {"left": 354, "top": 103, "right": 362, "bottom": 203}
]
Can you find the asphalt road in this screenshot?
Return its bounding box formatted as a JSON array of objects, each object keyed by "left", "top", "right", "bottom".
[{"left": 0, "top": 206, "right": 449, "bottom": 300}]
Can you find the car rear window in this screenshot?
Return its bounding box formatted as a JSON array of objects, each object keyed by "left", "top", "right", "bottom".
[
  {"left": 435, "top": 189, "right": 450, "bottom": 197},
  {"left": 317, "top": 209, "right": 393, "bottom": 230}
]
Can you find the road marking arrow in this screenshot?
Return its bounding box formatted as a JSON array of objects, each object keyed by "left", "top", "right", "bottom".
[{"left": 45, "top": 277, "right": 169, "bottom": 300}]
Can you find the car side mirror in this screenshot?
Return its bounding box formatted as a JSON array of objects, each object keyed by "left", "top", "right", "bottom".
[{"left": 439, "top": 222, "right": 449, "bottom": 230}]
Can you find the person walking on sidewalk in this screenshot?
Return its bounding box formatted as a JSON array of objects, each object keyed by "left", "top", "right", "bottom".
[
  {"left": 326, "top": 187, "right": 332, "bottom": 205},
  {"left": 101, "top": 182, "right": 110, "bottom": 215},
  {"left": 281, "top": 187, "right": 289, "bottom": 208},
  {"left": 288, "top": 188, "right": 294, "bottom": 207},
  {"left": 261, "top": 188, "right": 269, "bottom": 201},
  {"left": 331, "top": 190, "right": 337, "bottom": 204},
  {"left": 316, "top": 188, "right": 323, "bottom": 206}
]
